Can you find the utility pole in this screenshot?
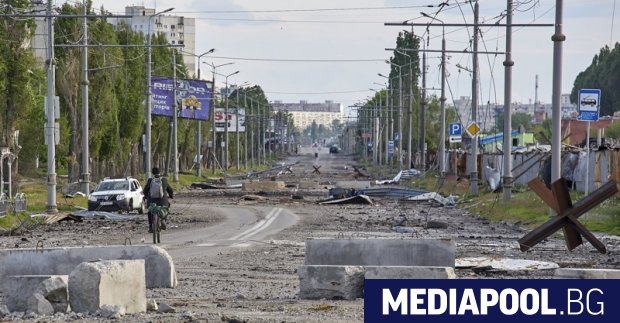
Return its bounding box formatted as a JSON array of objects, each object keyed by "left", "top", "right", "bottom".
[
  {"left": 80, "top": 0, "right": 89, "bottom": 195},
  {"left": 551, "top": 0, "right": 564, "bottom": 189},
  {"left": 419, "top": 35, "right": 427, "bottom": 171},
  {"left": 439, "top": 27, "right": 447, "bottom": 176},
  {"left": 195, "top": 48, "right": 214, "bottom": 177},
  {"left": 502, "top": 0, "right": 514, "bottom": 201},
  {"left": 46, "top": 0, "right": 58, "bottom": 213},
  {"left": 172, "top": 49, "right": 179, "bottom": 182},
  {"left": 469, "top": 1, "right": 480, "bottom": 196},
  {"left": 250, "top": 99, "right": 255, "bottom": 167},
  {"left": 244, "top": 91, "right": 248, "bottom": 169},
  {"left": 236, "top": 88, "right": 240, "bottom": 171},
  {"left": 397, "top": 65, "right": 403, "bottom": 170}
]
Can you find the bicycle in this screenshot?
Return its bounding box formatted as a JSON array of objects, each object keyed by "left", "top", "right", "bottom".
[{"left": 148, "top": 203, "right": 169, "bottom": 244}]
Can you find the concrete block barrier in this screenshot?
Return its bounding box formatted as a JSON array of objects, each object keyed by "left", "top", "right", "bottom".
[
  {"left": 0, "top": 245, "right": 177, "bottom": 288},
  {"left": 364, "top": 266, "right": 457, "bottom": 279},
  {"left": 68, "top": 260, "right": 146, "bottom": 314},
  {"left": 242, "top": 181, "right": 286, "bottom": 191},
  {"left": 298, "top": 265, "right": 365, "bottom": 300},
  {"left": 305, "top": 239, "right": 455, "bottom": 267},
  {"left": 335, "top": 181, "right": 371, "bottom": 190}
]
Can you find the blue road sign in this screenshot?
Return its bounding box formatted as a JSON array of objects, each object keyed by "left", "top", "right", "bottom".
[
  {"left": 449, "top": 123, "right": 462, "bottom": 136},
  {"left": 388, "top": 140, "right": 394, "bottom": 157},
  {"left": 578, "top": 88, "right": 601, "bottom": 121}
]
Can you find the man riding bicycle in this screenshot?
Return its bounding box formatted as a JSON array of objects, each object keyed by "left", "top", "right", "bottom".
[{"left": 143, "top": 167, "right": 174, "bottom": 233}]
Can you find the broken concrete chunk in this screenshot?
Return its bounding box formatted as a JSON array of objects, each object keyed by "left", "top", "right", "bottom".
[
  {"left": 27, "top": 293, "right": 54, "bottom": 316},
  {"left": 0, "top": 304, "right": 9, "bottom": 317},
  {"left": 298, "top": 265, "right": 365, "bottom": 300},
  {"left": 146, "top": 299, "right": 158, "bottom": 312},
  {"left": 98, "top": 304, "right": 125, "bottom": 319},
  {"left": 242, "top": 181, "right": 285, "bottom": 192},
  {"left": 36, "top": 276, "right": 69, "bottom": 313},
  {"left": 1, "top": 275, "right": 68, "bottom": 312},
  {"left": 68, "top": 260, "right": 146, "bottom": 314},
  {"left": 157, "top": 302, "right": 176, "bottom": 313}
]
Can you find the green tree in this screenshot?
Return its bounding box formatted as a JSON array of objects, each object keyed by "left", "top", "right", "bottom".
[
  {"left": 0, "top": 0, "right": 41, "bottom": 175},
  {"left": 571, "top": 43, "right": 620, "bottom": 116}
]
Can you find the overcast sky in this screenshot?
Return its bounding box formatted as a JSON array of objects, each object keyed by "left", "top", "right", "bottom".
[{"left": 89, "top": 0, "right": 619, "bottom": 114}]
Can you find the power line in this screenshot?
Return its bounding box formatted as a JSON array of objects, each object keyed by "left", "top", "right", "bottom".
[
  {"left": 193, "top": 17, "right": 386, "bottom": 24},
  {"left": 205, "top": 55, "right": 384, "bottom": 62},
  {"left": 265, "top": 90, "right": 371, "bottom": 95},
  {"left": 171, "top": 5, "right": 441, "bottom": 14}
]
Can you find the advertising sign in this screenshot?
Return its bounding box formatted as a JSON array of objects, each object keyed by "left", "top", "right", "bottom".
[
  {"left": 151, "top": 76, "right": 213, "bottom": 120},
  {"left": 214, "top": 108, "right": 246, "bottom": 133}
]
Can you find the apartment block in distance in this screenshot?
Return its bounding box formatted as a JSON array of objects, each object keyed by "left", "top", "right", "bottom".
[
  {"left": 272, "top": 100, "right": 343, "bottom": 130},
  {"left": 108, "top": 6, "right": 196, "bottom": 74}
]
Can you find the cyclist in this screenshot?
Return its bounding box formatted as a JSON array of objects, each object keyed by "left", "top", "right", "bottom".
[{"left": 143, "top": 167, "right": 174, "bottom": 233}]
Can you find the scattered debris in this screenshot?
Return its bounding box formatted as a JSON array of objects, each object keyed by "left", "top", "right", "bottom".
[
  {"left": 157, "top": 302, "right": 176, "bottom": 313},
  {"left": 376, "top": 169, "right": 422, "bottom": 184},
  {"left": 63, "top": 192, "right": 86, "bottom": 198},
  {"left": 456, "top": 257, "right": 559, "bottom": 271},
  {"left": 485, "top": 165, "right": 501, "bottom": 192},
  {"left": 352, "top": 166, "right": 370, "bottom": 178},
  {"left": 402, "top": 192, "right": 457, "bottom": 206},
  {"left": 318, "top": 195, "right": 373, "bottom": 205},
  {"left": 30, "top": 213, "right": 82, "bottom": 224},
  {"left": 425, "top": 220, "right": 449, "bottom": 229},
  {"left": 240, "top": 194, "right": 267, "bottom": 201},
  {"left": 359, "top": 187, "right": 427, "bottom": 199},
  {"left": 190, "top": 183, "right": 242, "bottom": 190},
  {"left": 70, "top": 211, "right": 138, "bottom": 221}
]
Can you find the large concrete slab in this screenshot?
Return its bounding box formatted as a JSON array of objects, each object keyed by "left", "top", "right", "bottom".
[
  {"left": 364, "top": 266, "right": 457, "bottom": 279},
  {"left": 1, "top": 275, "right": 67, "bottom": 312},
  {"left": 555, "top": 268, "right": 620, "bottom": 279},
  {"left": 0, "top": 245, "right": 177, "bottom": 288},
  {"left": 305, "top": 239, "right": 455, "bottom": 267},
  {"left": 69, "top": 260, "right": 146, "bottom": 314},
  {"left": 298, "top": 265, "right": 365, "bottom": 300},
  {"left": 335, "top": 181, "right": 371, "bottom": 190},
  {"left": 242, "top": 181, "right": 286, "bottom": 191}
]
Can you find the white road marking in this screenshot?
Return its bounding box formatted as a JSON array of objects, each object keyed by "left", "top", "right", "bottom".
[{"left": 228, "top": 208, "right": 283, "bottom": 241}]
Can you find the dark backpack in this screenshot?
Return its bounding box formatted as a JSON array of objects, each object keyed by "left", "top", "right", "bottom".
[{"left": 150, "top": 177, "right": 164, "bottom": 199}]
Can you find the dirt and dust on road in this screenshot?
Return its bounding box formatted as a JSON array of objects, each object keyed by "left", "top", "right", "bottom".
[{"left": 1, "top": 146, "right": 619, "bottom": 322}]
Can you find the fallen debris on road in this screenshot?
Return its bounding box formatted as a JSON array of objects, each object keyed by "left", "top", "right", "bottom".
[
  {"left": 402, "top": 192, "right": 457, "bottom": 206},
  {"left": 318, "top": 194, "right": 373, "bottom": 205}
]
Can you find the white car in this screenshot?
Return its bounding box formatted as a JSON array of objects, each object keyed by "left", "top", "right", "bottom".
[{"left": 87, "top": 177, "right": 146, "bottom": 213}]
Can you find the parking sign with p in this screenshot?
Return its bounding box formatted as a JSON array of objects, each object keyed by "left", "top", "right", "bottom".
[{"left": 449, "top": 123, "right": 462, "bottom": 143}]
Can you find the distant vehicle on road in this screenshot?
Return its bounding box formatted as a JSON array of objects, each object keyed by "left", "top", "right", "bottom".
[
  {"left": 329, "top": 146, "right": 340, "bottom": 154},
  {"left": 88, "top": 177, "right": 146, "bottom": 213}
]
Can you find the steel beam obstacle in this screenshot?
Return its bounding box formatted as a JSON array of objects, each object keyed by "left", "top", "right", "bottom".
[{"left": 519, "top": 178, "right": 617, "bottom": 254}]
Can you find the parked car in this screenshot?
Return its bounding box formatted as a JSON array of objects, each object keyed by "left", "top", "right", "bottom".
[
  {"left": 87, "top": 177, "right": 146, "bottom": 213},
  {"left": 329, "top": 145, "right": 340, "bottom": 154}
]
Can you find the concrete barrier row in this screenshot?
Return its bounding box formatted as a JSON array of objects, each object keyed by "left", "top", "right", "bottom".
[{"left": 0, "top": 245, "right": 177, "bottom": 288}]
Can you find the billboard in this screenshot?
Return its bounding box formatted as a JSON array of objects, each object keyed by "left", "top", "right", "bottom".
[
  {"left": 151, "top": 76, "right": 213, "bottom": 120},
  {"left": 214, "top": 107, "right": 246, "bottom": 132}
]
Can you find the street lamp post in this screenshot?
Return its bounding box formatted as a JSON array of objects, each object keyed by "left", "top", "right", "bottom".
[
  {"left": 203, "top": 62, "right": 234, "bottom": 174},
  {"left": 386, "top": 61, "right": 403, "bottom": 170},
  {"left": 378, "top": 74, "right": 392, "bottom": 166},
  {"left": 145, "top": 7, "right": 174, "bottom": 179},
  {"left": 396, "top": 49, "right": 414, "bottom": 170},
  {"left": 373, "top": 82, "right": 387, "bottom": 165},
  {"left": 421, "top": 13, "right": 447, "bottom": 176},
  {"left": 194, "top": 48, "right": 214, "bottom": 177},
  {"left": 223, "top": 71, "right": 239, "bottom": 170}
]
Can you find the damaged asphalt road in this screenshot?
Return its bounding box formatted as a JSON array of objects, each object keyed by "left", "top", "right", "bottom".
[{"left": 0, "top": 147, "right": 619, "bottom": 322}]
